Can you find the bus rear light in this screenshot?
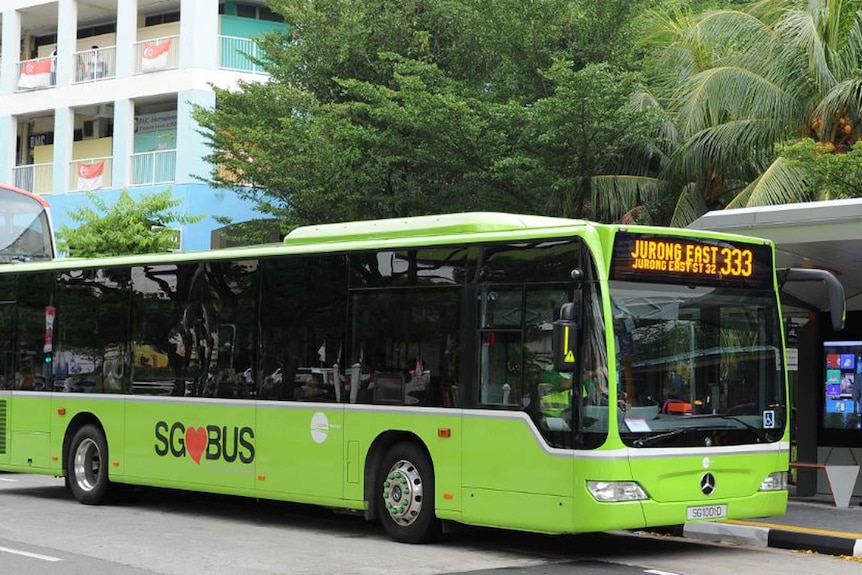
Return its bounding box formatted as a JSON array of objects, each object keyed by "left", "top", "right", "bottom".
[
  {"left": 437, "top": 428, "right": 451, "bottom": 438},
  {"left": 759, "top": 471, "right": 787, "bottom": 491},
  {"left": 57, "top": 408, "right": 66, "bottom": 415},
  {"left": 587, "top": 481, "right": 648, "bottom": 502}
]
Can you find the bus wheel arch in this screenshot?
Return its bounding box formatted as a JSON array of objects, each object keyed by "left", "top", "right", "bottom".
[
  {"left": 61, "top": 413, "right": 104, "bottom": 472},
  {"left": 63, "top": 415, "right": 112, "bottom": 504},
  {"left": 364, "top": 431, "right": 423, "bottom": 520},
  {"left": 365, "top": 432, "right": 439, "bottom": 543}
]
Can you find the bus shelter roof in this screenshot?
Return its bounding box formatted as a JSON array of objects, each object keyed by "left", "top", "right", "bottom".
[{"left": 689, "top": 198, "right": 862, "bottom": 313}]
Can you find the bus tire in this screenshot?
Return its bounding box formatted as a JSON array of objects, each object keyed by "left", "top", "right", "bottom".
[
  {"left": 66, "top": 424, "right": 111, "bottom": 505},
  {"left": 378, "top": 442, "right": 439, "bottom": 543}
]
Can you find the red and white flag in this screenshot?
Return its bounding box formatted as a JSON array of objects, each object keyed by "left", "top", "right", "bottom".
[
  {"left": 141, "top": 38, "right": 173, "bottom": 72},
  {"left": 44, "top": 306, "right": 56, "bottom": 353},
  {"left": 77, "top": 161, "right": 105, "bottom": 191},
  {"left": 17, "top": 58, "right": 53, "bottom": 89}
]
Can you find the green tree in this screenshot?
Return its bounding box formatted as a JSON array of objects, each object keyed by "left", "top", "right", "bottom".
[
  {"left": 57, "top": 190, "right": 202, "bottom": 257},
  {"left": 598, "top": 0, "right": 862, "bottom": 225},
  {"left": 781, "top": 138, "right": 862, "bottom": 199},
  {"left": 194, "top": 0, "right": 658, "bottom": 229}
]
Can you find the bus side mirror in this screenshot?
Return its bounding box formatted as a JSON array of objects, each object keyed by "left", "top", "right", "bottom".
[
  {"left": 778, "top": 268, "right": 845, "bottom": 331},
  {"left": 553, "top": 302, "right": 579, "bottom": 372}
]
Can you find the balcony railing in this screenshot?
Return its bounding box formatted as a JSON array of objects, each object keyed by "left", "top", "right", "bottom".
[
  {"left": 16, "top": 56, "right": 56, "bottom": 91},
  {"left": 219, "top": 35, "right": 267, "bottom": 75},
  {"left": 69, "top": 157, "right": 113, "bottom": 192},
  {"left": 73, "top": 46, "right": 117, "bottom": 83},
  {"left": 9, "top": 34, "right": 265, "bottom": 92},
  {"left": 133, "top": 36, "right": 180, "bottom": 74},
  {"left": 131, "top": 149, "right": 177, "bottom": 185},
  {"left": 13, "top": 163, "right": 54, "bottom": 195}
]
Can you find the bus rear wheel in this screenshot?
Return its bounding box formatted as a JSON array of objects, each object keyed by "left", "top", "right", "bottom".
[
  {"left": 66, "top": 424, "right": 111, "bottom": 505},
  {"left": 378, "top": 442, "right": 439, "bottom": 543}
]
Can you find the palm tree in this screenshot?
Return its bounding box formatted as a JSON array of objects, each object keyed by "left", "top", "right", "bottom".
[{"left": 594, "top": 0, "right": 862, "bottom": 226}]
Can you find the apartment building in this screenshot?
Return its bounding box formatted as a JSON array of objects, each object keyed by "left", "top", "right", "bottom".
[{"left": 0, "top": 0, "right": 286, "bottom": 250}]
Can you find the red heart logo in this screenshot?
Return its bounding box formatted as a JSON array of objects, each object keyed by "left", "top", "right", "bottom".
[{"left": 185, "top": 427, "right": 207, "bottom": 464}]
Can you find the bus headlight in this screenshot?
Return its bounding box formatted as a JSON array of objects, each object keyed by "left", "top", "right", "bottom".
[
  {"left": 587, "top": 481, "right": 648, "bottom": 502},
  {"left": 759, "top": 471, "right": 787, "bottom": 491}
]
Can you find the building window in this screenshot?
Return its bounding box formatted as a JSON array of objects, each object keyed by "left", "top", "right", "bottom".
[
  {"left": 233, "top": 3, "right": 285, "bottom": 22},
  {"left": 35, "top": 34, "right": 58, "bottom": 48},
  {"left": 236, "top": 4, "right": 257, "bottom": 18},
  {"left": 36, "top": 23, "right": 120, "bottom": 49},
  {"left": 78, "top": 24, "right": 117, "bottom": 40},
  {"left": 258, "top": 6, "right": 284, "bottom": 22},
  {"left": 145, "top": 12, "right": 181, "bottom": 27}
]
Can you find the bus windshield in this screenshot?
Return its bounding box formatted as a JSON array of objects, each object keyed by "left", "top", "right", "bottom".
[
  {"left": 610, "top": 280, "right": 785, "bottom": 447},
  {"left": 0, "top": 186, "right": 54, "bottom": 262}
]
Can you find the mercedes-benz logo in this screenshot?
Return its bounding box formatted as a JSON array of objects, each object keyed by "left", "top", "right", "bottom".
[{"left": 700, "top": 472, "right": 716, "bottom": 495}]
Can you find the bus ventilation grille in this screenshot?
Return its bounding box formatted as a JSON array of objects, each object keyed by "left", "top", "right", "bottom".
[{"left": 0, "top": 399, "right": 6, "bottom": 455}]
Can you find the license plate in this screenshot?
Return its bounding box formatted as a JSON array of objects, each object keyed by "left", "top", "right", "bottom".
[{"left": 686, "top": 504, "right": 727, "bottom": 521}]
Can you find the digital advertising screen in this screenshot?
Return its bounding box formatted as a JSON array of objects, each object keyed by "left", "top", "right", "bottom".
[{"left": 822, "top": 341, "right": 862, "bottom": 430}]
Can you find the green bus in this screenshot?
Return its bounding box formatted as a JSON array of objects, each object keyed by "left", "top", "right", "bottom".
[{"left": 0, "top": 211, "right": 844, "bottom": 543}]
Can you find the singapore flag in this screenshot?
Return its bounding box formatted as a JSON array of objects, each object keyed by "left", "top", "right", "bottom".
[
  {"left": 17, "top": 58, "right": 53, "bottom": 89},
  {"left": 77, "top": 161, "right": 105, "bottom": 191},
  {"left": 141, "top": 38, "right": 173, "bottom": 72}
]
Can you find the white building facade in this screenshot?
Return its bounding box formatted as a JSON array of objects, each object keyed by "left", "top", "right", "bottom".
[{"left": 0, "top": 0, "right": 283, "bottom": 250}]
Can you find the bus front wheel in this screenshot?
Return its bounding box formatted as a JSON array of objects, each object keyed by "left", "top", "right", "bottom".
[
  {"left": 378, "top": 442, "right": 439, "bottom": 543},
  {"left": 66, "top": 424, "right": 111, "bottom": 505}
]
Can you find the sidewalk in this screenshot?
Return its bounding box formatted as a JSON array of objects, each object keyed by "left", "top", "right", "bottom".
[{"left": 683, "top": 495, "right": 862, "bottom": 557}]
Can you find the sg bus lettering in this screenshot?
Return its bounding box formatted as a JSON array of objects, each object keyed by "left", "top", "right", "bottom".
[{"left": 154, "top": 421, "right": 255, "bottom": 464}]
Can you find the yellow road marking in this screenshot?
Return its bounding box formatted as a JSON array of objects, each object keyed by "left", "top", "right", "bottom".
[{"left": 724, "top": 519, "right": 862, "bottom": 539}]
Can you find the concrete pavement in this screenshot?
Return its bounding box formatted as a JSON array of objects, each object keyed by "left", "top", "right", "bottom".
[{"left": 683, "top": 496, "right": 862, "bottom": 557}]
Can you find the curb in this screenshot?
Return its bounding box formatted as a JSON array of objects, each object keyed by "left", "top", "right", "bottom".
[{"left": 683, "top": 521, "right": 862, "bottom": 557}]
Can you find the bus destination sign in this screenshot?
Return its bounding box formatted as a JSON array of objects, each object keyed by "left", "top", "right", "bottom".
[{"left": 610, "top": 232, "right": 773, "bottom": 288}]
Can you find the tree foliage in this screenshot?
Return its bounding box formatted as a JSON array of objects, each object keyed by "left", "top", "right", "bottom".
[
  {"left": 781, "top": 138, "right": 862, "bottom": 199},
  {"left": 194, "top": 0, "right": 659, "bottom": 229},
  {"left": 56, "top": 190, "right": 202, "bottom": 257},
  {"left": 614, "top": 0, "right": 862, "bottom": 226}
]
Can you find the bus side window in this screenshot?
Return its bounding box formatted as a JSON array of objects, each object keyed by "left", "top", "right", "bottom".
[
  {"left": 259, "top": 255, "right": 347, "bottom": 403},
  {"left": 349, "top": 290, "right": 461, "bottom": 407},
  {"left": 56, "top": 268, "right": 130, "bottom": 394},
  {"left": 0, "top": 276, "right": 16, "bottom": 390},
  {"left": 15, "top": 272, "right": 55, "bottom": 392},
  {"left": 347, "top": 248, "right": 469, "bottom": 408}
]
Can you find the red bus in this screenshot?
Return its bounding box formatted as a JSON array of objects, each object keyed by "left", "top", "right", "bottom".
[{"left": 0, "top": 184, "right": 56, "bottom": 262}]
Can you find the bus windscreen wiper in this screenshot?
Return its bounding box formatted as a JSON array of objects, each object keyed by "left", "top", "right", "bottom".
[
  {"left": 685, "top": 413, "right": 775, "bottom": 443},
  {"left": 632, "top": 426, "right": 714, "bottom": 448}
]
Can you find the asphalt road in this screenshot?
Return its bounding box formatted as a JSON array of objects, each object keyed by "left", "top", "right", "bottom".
[{"left": 1, "top": 473, "right": 860, "bottom": 575}]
